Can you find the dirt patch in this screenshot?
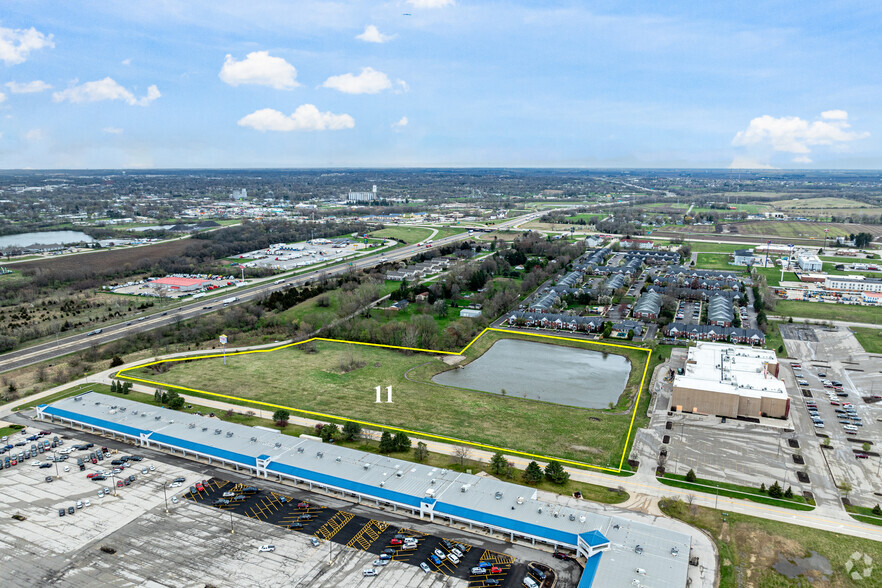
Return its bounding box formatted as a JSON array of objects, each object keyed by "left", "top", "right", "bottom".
[
  {"left": 441, "top": 355, "right": 466, "bottom": 365},
  {"left": 568, "top": 445, "right": 603, "bottom": 455},
  {"left": 734, "top": 525, "right": 803, "bottom": 573}
]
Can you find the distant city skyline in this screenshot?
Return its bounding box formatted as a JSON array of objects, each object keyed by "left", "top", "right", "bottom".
[{"left": 0, "top": 1, "right": 879, "bottom": 169}]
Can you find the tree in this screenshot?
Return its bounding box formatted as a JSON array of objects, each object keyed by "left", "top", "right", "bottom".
[
  {"left": 854, "top": 232, "right": 873, "bottom": 248},
  {"left": 768, "top": 481, "right": 783, "bottom": 498},
  {"left": 685, "top": 468, "right": 697, "bottom": 483},
  {"left": 319, "top": 423, "right": 340, "bottom": 443},
  {"left": 784, "top": 486, "right": 793, "bottom": 499},
  {"left": 154, "top": 390, "right": 162, "bottom": 404},
  {"left": 863, "top": 442, "right": 871, "bottom": 452},
  {"left": 823, "top": 437, "right": 831, "bottom": 447},
  {"left": 273, "top": 409, "right": 290, "bottom": 427},
  {"left": 122, "top": 382, "right": 132, "bottom": 395},
  {"left": 490, "top": 452, "right": 508, "bottom": 475},
  {"left": 760, "top": 482, "right": 766, "bottom": 493},
  {"left": 523, "top": 461, "right": 543, "bottom": 485},
  {"left": 544, "top": 461, "right": 570, "bottom": 485},
  {"left": 414, "top": 441, "right": 428, "bottom": 463},
  {"left": 839, "top": 481, "right": 853, "bottom": 499},
  {"left": 393, "top": 432, "right": 411, "bottom": 452},
  {"left": 110, "top": 355, "right": 124, "bottom": 368},
  {"left": 873, "top": 504, "right": 881, "bottom": 517},
  {"left": 342, "top": 420, "right": 362, "bottom": 441},
  {"left": 110, "top": 381, "right": 118, "bottom": 394},
  {"left": 378, "top": 431, "right": 396, "bottom": 454},
  {"left": 453, "top": 444, "right": 472, "bottom": 465}
]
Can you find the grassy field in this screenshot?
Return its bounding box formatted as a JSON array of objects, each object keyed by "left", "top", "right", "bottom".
[
  {"left": 564, "top": 213, "right": 603, "bottom": 223},
  {"left": 752, "top": 265, "right": 791, "bottom": 287},
  {"left": 276, "top": 280, "right": 400, "bottom": 329},
  {"left": 124, "top": 330, "right": 653, "bottom": 470},
  {"left": 732, "top": 220, "right": 882, "bottom": 239},
  {"left": 695, "top": 253, "right": 737, "bottom": 271},
  {"left": 658, "top": 473, "right": 813, "bottom": 510},
  {"left": 683, "top": 242, "right": 749, "bottom": 254},
  {"left": 0, "top": 424, "right": 25, "bottom": 437},
  {"left": 660, "top": 498, "right": 882, "bottom": 587},
  {"left": 764, "top": 321, "right": 786, "bottom": 357},
  {"left": 770, "top": 197, "right": 882, "bottom": 217},
  {"left": 851, "top": 327, "right": 882, "bottom": 354},
  {"left": 775, "top": 300, "right": 882, "bottom": 325},
  {"left": 368, "top": 227, "right": 435, "bottom": 244}
]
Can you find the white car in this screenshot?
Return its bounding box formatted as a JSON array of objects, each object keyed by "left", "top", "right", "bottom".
[
  {"left": 433, "top": 549, "right": 446, "bottom": 560},
  {"left": 84, "top": 500, "right": 91, "bottom": 508},
  {"left": 372, "top": 559, "right": 390, "bottom": 567},
  {"left": 258, "top": 545, "right": 275, "bottom": 552},
  {"left": 169, "top": 481, "right": 182, "bottom": 488},
  {"left": 447, "top": 553, "right": 460, "bottom": 565},
  {"left": 149, "top": 465, "right": 156, "bottom": 471},
  {"left": 30, "top": 461, "right": 44, "bottom": 467},
  {"left": 63, "top": 466, "right": 70, "bottom": 472},
  {"left": 98, "top": 490, "right": 104, "bottom": 498},
  {"left": 172, "top": 496, "right": 179, "bottom": 504}
]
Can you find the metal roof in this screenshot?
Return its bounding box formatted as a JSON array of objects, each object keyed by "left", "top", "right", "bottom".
[{"left": 39, "top": 392, "right": 691, "bottom": 587}]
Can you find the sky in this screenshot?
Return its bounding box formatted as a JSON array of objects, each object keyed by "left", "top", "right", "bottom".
[{"left": 0, "top": 0, "right": 880, "bottom": 169}]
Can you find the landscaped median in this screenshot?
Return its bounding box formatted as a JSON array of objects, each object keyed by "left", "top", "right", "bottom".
[
  {"left": 657, "top": 472, "right": 816, "bottom": 511},
  {"left": 845, "top": 504, "right": 882, "bottom": 527}
]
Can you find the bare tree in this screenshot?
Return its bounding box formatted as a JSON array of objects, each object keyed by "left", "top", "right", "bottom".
[{"left": 453, "top": 445, "right": 472, "bottom": 466}]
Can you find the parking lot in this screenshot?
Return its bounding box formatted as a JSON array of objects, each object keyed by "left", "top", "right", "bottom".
[
  {"left": 675, "top": 300, "right": 701, "bottom": 325},
  {"left": 0, "top": 419, "right": 581, "bottom": 587},
  {"left": 235, "top": 238, "right": 389, "bottom": 272},
  {"left": 188, "top": 477, "right": 529, "bottom": 587}
]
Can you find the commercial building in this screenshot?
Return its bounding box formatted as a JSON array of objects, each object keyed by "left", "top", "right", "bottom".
[
  {"left": 348, "top": 186, "right": 378, "bottom": 203},
  {"left": 671, "top": 342, "right": 788, "bottom": 419},
  {"left": 37, "top": 392, "right": 691, "bottom": 588},
  {"left": 825, "top": 275, "right": 882, "bottom": 293},
  {"left": 797, "top": 254, "right": 823, "bottom": 272},
  {"left": 148, "top": 276, "right": 209, "bottom": 292}
]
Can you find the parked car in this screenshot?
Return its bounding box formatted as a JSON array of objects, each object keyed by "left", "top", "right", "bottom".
[
  {"left": 258, "top": 545, "right": 275, "bottom": 552},
  {"left": 420, "top": 562, "right": 431, "bottom": 574}
]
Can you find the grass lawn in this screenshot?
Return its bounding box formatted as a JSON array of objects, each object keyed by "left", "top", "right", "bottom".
[
  {"left": 695, "top": 253, "right": 737, "bottom": 271},
  {"left": 821, "top": 263, "right": 881, "bottom": 278},
  {"left": 774, "top": 300, "right": 882, "bottom": 325},
  {"left": 752, "top": 265, "right": 790, "bottom": 287},
  {"left": 433, "top": 227, "right": 469, "bottom": 239},
  {"left": 368, "top": 227, "right": 434, "bottom": 244},
  {"left": 13, "top": 382, "right": 113, "bottom": 412},
  {"left": 123, "top": 330, "right": 652, "bottom": 470},
  {"left": 276, "top": 280, "right": 400, "bottom": 328},
  {"left": 683, "top": 242, "right": 748, "bottom": 254},
  {"left": 660, "top": 498, "right": 882, "bottom": 587},
  {"left": 764, "top": 321, "right": 786, "bottom": 357},
  {"left": 564, "top": 213, "right": 603, "bottom": 223},
  {"left": 733, "top": 220, "right": 853, "bottom": 239},
  {"left": 851, "top": 327, "right": 882, "bottom": 354},
  {"left": 0, "top": 424, "right": 26, "bottom": 437},
  {"left": 658, "top": 473, "right": 813, "bottom": 510}
]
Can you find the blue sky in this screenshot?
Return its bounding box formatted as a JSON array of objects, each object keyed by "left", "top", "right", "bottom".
[{"left": 0, "top": 0, "right": 880, "bottom": 169}]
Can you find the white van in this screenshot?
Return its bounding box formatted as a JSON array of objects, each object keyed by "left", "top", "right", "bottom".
[
  {"left": 363, "top": 568, "right": 377, "bottom": 577},
  {"left": 523, "top": 577, "right": 539, "bottom": 588}
]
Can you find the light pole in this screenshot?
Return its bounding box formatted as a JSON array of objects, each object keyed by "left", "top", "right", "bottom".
[
  {"left": 111, "top": 472, "right": 117, "bottom": 497},
  {"left": 230, "top": 510, "right": 234, "bottom": 534},
  {"left": 53, "top": 450, "right": 60, "bottom": 480},
  {"left": 163, "top": 482, "right": 169, "bottom": 513}
]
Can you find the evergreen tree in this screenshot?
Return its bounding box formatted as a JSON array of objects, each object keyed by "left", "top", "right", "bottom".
[
  {"left": 784, "top": 486, "right": 793, "bottom": 499},
  {"left": 378, "top": 431, "right": 396, "bottom": 454},
  {"left": 342, "top": 421, "right": 362, "bottom": 441},
  {"left": 393, "top": 432, "right": 411, "bottom": 452},
  {"left": 873, "top": 504, "right": 881, "bottom": 516},
  {"left": 523, "top": 461, "right": 543, "bottom": 485},
  {"left": 490, "top": 452, "right": 508, "bottom": 475},
  {"left": 768, "top": 481, "right": 783, "bottom": 498},
  {"left": 544, "top": 461, "right": 570, "bottom": 485},
  {"left": 760, "top": 482, "right": 766, "bottom": 493},
  {"left": 414, "top": 441, "right": 428, "bottom": 463},
  {"left": 685, "top": 469, "right": 697, "bottom": 483}
]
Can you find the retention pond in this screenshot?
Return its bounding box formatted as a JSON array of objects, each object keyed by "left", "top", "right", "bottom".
[{"left": 432, "top": 338, "right": 631, "bottom": 409}]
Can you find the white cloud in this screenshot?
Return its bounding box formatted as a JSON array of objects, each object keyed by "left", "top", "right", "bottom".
[
  {"left": 356, "top": 25, "right": 395, "bottom": 43},
  {"left": 732, "top": 111, "right": 868, "bottom": 154},
  {"left": 0, "top": 25, "right": 55, "bottom": 65},
  {"left": 237, "top": 105, "right": 354, "bottom": 132},
  {"left": 792, "top": 155, "right": 812, "bottom": 164},
  {"left": 24, "top": 128, "right": 43, "bottom": 142},
  {"left": 5, "top": 80, "right": 52, "bottom": 94},
  {"left": 121, "top": 58, "right": 131, "bottom": 66},
  {"left": 821, "top": 109, "right": 847, "bottom": 120},
  {"left": 407, "top": 0, "right": 455, "bottom": 7},
  {"left": 728, "top": 156, "right": 776, "bottom": 169},
  {"left": 219, "top": 51, "right": 299, "bottom": 89},
  {"left": 103, "top": 127, "right": 124, "bottom": 134},
  {"left": 391, "top": 116, "right": 408, "bottom": 129},
  {"left": 53, "top": 78, "right": 161, "bottom": 106},
  {"left": 322, "top": 67, "right": 399, "bottom": 94},
  {"left": 0, "top": 92, "right": 5, "bottom": 104}
]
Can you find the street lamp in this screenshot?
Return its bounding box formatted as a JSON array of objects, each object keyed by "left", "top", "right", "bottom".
[
  {"left": 53, "top": 450, "right": 60, "bottom": 480},
  {"left": 230, "top": 510, "right": 234, "bottom": 534},
  {"left": 163, "top": 481, "right": 169, "bottom": 513}
]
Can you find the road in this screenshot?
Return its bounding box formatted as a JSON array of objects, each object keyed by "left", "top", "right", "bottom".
[{"left": 0, "top": 212, "right": 546, "bottom": 375}]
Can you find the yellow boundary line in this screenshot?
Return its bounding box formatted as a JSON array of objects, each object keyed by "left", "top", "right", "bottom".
[{"left": 116, "top": 327, "right": 651, "bottom": 474}]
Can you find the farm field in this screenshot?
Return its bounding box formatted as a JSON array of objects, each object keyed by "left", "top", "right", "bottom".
[
  {"left": 14, "top": 238, "right": 196, "bottom": 275},
  {"left": 768, "top": 197, "right": 882, "bottom": 217},
  {"left": 122, "top": 330, "right": 653, "bottom": 470},
  {"left": 774, "top": 300, "right": 882, "bottom": 325},
  {"left": 729, "top": 220, "right": 882, "bottom": 239},
  {"left": 680, "top": 242, "right": 747, "bottom": 254},
  {"left": 659, "top": 498, "right": 882, "bottom": 588},
  {"left": 850, "top": 327, "right": 882, "bottom": 354},
  {"left": 564, "top": 213, "right": 604, "bottom": 223}
]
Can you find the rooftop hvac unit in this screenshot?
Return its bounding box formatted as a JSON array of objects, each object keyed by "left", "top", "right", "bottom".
[
  {"left": 554, "top": 511, "right": 560, "bottom": 518},
  {"left": 396, "top": 471, "right": 402, "bottom": 477},
  {"left": 111, "top": 405, "right": 117, "bottom": 409},
  {"left": 167, "top": 420, "right": 174, "bottom": 424},
  {"left": 119, "top": 407, "right": 126, "bottom": 412},
  {"left": 226, "top": 431, "right": 233, "bottom": 438},
  {"left": 214, "top": 429, "right": 222, "bottom": 435},
  {"left": 495, "top": 492, "right": 503, "bottom": 500},
  {"left": 202, "top": 427, "right": 207, "bottom": 432},
  {"left": 141, "top": 414, "right": 146, "bottom": 418},
  {"left": 580, "top": 515, "right": 586, "bottom": 523},
  {"left": 363, "top": 463, "right": 370, "bottom": 470},
  {"left": 274, "top": 442, "right": 281, "bottom": 448},
  {"left": 460, "top": 484, "right": 470, "bottom": 493},
  {"left": 131, "top": 410, "right": 138, "bottom": 415},
  {"left": 379, "top": 481, "right": 385, "bottom": 487},
  {"left": 537, "top": 507, "right": 543, "bottom": 514},
  {"left": 517, "top": 497, "right": 525, "bottom": 504},
  {"left": 430, "top": 479, "right": 436, "bottom": 485},
  {"left": 249, "top": 436, "right": 256, "bottom": 442},
  {"left": 74, "top": 396, "right": 82, "bottom": 401},
  {"left": 297, "top": 447, "right": 304, "bottom": 453},
  {"left": 569, "top": 513, "right": 576, "bottom": 521},
  {"left": 336, "top": 456, "right": 342, "bottom": 463},
  {"left": 189, "top": 423, "right": 196, "bottom": 429},
  {"left": 316, "top": 451, "right": 324, "bottom": 458},
  {"left": 155, "top": 416, "right": 162, "bottom": 420}
]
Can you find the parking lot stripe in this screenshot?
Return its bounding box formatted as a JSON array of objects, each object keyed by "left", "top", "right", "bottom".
[{"left": 314, "top": 511, "right": 355, "bottom": 541}]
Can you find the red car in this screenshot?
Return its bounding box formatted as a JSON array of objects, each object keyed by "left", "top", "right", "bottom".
[
  {"left": 830, "top": 401, "right": 840, "bottom": 406},
  {"left": 490, "top": 566, "right": 502, "bottom": 574},
  {"left": 195, "top": 483, "right": 205, "bottom": 492},
  {"left": 856, "top": 453, "right": 869, "bottom": 459},
  {"left": 117, "top": 480, "right": 124, "bottom": 487},
  {"left": 297, "top": 502, "right": 310, "bottom": 509},
  {"left": 86, "top": 473, "right": 98, "bottom": 478},
  {"left": 390, "top": 539, "right": 403, "bottom": 545}
]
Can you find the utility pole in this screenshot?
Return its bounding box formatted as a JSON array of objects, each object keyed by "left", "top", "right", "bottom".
[{"left": 230, "top": 510, "right": 235, "bottom": 534}]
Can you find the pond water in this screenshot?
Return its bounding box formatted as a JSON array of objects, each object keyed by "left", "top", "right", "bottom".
[
  {"left": 0, "top": 230, "right": 95, "bottom": 249},
  {"left": 432, "top": 338, "right": 631, "bottom": 409}
]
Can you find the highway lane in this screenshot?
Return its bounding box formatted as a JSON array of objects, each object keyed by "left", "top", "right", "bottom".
[{"left": 0, "top": 213, "right": 545, "bottom": 374}]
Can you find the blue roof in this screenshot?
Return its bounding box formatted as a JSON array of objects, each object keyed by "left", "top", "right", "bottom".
[
  {"left": 41, "top": 405, "right": 148, "bottom": 439},
  {"left": 578, "top": 553, "right": 603, "bottom": 588},
  {"left": 149, "top": 432, "right": 258, "bottom": 467},
  {"left": 579, "top": 530, "right": 609, "bottom": 546}
]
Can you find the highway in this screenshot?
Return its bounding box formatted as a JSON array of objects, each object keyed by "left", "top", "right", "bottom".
[{"left": 0, "top": 212, "right": 545, "bottom": 374}]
